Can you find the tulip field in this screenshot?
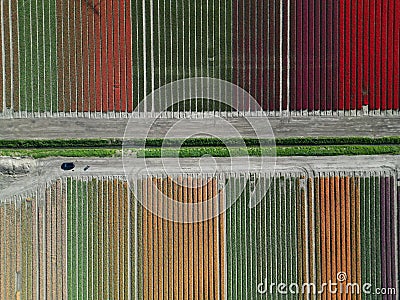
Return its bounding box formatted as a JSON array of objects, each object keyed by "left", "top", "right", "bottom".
[
  {"left": 0, "top": 169, "right": 398, "bottom": 299},
  {"left": 0, "top": 0, "right": 399, "bottom": 117},
  {"left": 225, "top": 172, "right": 399, "bottom": 298}
]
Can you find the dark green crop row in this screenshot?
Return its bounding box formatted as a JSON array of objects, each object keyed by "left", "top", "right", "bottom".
[
  {"left": 1, "top": 136, "right": 400, "bottom": 149},
  {"left": 130, "top": 136, "right": 400, "bottom": 147},
  {"left": 0, "top": 139, "right": 121, "bottom": 149}
]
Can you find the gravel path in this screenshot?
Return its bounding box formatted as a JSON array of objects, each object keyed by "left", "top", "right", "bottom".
[{"left": 0, "top": 116, "right": 400, "bottom": 140}]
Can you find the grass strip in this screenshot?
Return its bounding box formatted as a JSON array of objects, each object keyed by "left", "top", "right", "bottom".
[
  {"left": 2, "top": 136, "right": 400, "bottom": 149},
  {"left": 1, "top": 145, "right": 400, "bottom": 159},
  {"left": 0, "top": 149, "right": 117, "bottom": 159},
  {"left": 137, "top": 145, "right": 400, "bottom": 158}
]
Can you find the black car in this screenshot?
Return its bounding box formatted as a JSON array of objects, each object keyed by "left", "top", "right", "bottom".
[{"left": 61, "top": 162, "right": 75, "bottom": 171}]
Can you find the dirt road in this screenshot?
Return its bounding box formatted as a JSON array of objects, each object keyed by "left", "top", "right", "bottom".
[{"left": 0, "top": 116, "right": 399, "bottom": 140}]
